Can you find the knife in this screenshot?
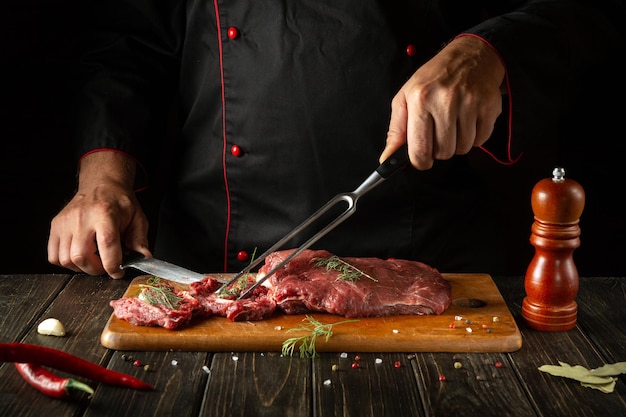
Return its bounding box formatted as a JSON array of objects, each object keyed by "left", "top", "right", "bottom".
[{"left": 120, "top": 251, "right": 207, "bottom": 285}]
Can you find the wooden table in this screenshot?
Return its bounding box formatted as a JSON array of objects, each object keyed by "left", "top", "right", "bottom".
[{"left": 0, "top": 274, "right": 624, "bottom": 416}]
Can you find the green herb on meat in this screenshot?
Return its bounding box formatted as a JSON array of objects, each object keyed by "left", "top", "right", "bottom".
[
  {"left": 282, "top": 315, "right": 359, "bottom": 358},
  {"left": 311, "top": 255, "right": 378, "bottom": 282},
  {"left": 138, "top": 276, "right": 184, "bottom": 309}
]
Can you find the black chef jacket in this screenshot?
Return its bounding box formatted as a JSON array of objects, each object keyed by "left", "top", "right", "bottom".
[{"left": 72, "top": 0, "right": 624, "bottom": 274}]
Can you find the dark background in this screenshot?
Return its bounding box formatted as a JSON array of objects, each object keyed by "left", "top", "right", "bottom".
[{"left": 2, "top": 1, "right": 625, "bottom": 277}]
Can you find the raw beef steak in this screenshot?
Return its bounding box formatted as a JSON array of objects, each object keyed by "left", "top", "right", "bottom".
[
  {"left": 110, "top": 249, "right": 451, "bottom": 329},
  {"left": 189, "top": 276, "right": 276, "bottom": 321},
  {"left": 260, "top": 249, "right": 451, "bottom": 317},
  {"left": 109, "top": 280, "right": 203, "bottom": 330}
]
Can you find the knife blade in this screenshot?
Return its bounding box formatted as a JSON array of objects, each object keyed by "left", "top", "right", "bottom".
[{"left": 120, "top": 252, "right": 207, "bottom": 285}]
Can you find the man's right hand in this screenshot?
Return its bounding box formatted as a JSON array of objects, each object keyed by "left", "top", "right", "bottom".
[{"left": 47, "top": 151, "right": 152, "bottom": 278}]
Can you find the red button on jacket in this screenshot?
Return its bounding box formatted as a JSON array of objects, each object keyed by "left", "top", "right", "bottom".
[
  {"left": 227, "top": 27, "right": 239, "bottom": 39},
  {"left": 231, "top": 144, "right": 242, "bottom": 157}
]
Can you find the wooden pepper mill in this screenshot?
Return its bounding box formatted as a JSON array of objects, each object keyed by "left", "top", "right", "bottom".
[{"left": 522, "top": 167, "right": 585, "bottom": 331}]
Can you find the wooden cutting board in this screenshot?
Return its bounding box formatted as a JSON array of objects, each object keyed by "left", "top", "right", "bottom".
[{"left": 101, "top": 273, "right": 522, "bottom": 353}]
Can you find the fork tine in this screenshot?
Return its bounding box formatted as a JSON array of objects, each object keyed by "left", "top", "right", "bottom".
[{"left": 236, "top": 194, "right": 357, "bottom": 299}]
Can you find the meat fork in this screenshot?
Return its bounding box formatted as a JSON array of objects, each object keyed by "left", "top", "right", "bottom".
[{"left": 221, "top": 144, "right": 409, "bottom": 299}]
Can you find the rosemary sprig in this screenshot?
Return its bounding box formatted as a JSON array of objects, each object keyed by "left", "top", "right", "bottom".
[
  {"left": 216, "top": 247, "right": 258, "bottom": 298},
  {"left": 310, "top": 255, "right": 378, "bottom": 282},
  {"left": 281, "top": 315, "right": 359, "bottom": 358},
  {"left": 137, "top": 276, "right": 184, "bottom": 309}
]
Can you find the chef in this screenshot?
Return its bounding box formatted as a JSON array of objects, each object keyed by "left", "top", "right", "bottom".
[{"left": 47, "top": 0, "right": 624, "bottom": 278}]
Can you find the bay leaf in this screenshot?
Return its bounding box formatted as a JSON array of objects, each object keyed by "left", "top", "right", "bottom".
[
  {"left": 589, "top": 362, "right": 626, "bottom": 377},
  {"left": 538, "top": 362, "right": 615, "bottom": 385},
  {"left": 581, "top": 379, "right": 616, "bottom": 393}
]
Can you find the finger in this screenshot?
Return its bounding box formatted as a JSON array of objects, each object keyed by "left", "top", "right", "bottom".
[
  {"left": 455, "top": 108, "right": 477, "bottom": 155},
  {"left": 94, "top": 225, "right": 124, "bottom": 279},
  {"left": 475, "top": 118, "right": 495, "bottom": 148},
  {"left": 406, "top": 100, "right": 435, "bottom": 170},
  {"left": 47, "top": 230, "right": 61, "bottom": 267},
  {"left": 124, "top": 214, "right": 152, "bottom": 259},
  {"left": 69, "top": 234, "right": 106, "bottom": 276},
  {"left": 48, "top": 235, "right": 82, "bottom": 273},
  {"left": 380, "top": 94, "right": 409, "bottom": 163}
]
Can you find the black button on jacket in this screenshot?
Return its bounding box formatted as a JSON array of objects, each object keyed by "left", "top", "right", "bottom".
[{"left": 72, "top": 0, "right": 624, "bottom": 274}]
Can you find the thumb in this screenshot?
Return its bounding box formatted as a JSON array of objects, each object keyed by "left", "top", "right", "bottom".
[
  {"left": 380, "top": 94, "right": 409, "bottom": 163},
  {"left": 124, "top": 215, "right": 152, "bottom": 259}
]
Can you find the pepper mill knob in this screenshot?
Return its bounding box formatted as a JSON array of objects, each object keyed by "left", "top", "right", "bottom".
[{"left": 521, "top": 167, "right": 585, "bottom": 331}]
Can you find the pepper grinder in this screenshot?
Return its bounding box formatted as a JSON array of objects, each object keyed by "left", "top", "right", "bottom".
[{"left": 522, "top": 167, "right": 585, "bottom": 331}]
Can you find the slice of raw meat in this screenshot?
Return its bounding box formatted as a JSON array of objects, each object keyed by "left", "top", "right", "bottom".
[
  {"left": 109, "top": 280, "right": 203, "bottom": 330},
  {"left": 189, "top": 276, "right": 276, "bottom": 321},
  {"left": 259, "top": 249, "right": 451, "bottom": 317}
]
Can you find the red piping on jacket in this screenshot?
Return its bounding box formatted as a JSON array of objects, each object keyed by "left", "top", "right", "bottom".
[
  {"left": 456, "top": 33, "right": 521, "bottom": 165},
  {"left": 213, "top": 1, "right": 232, "bottom": 272}
]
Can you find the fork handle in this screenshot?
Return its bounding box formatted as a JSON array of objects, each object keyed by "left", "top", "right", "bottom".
[{"left": 376, "top": 143, "right": 409, "bottom": 178}]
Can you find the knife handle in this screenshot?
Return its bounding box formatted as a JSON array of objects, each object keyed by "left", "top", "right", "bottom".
[
  {"left": 375, "top": 143, "right": 409, "bottom": 178},
  {"left": 119, "top": 249, "right": 146, "bottom": 269}
]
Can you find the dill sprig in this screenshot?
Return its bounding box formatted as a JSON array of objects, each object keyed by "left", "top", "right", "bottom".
[
  {"left": 217, "top": 247, "right": 258, "bottom": 298},
  {"left": 310, "top": 255, "right": 378, "bottom": 282},
  {"left": 137, "top": 276, "right": 184, "bottom": 309},
  {"left": 281, "top": 315, "right": 359, "bottom": 358}
]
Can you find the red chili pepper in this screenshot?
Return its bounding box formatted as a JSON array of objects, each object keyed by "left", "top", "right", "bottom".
[
  {"left": 14, "top": 363, "right": 94, "bottom": 399},
  {"left": 0, "top": 343, "right": 152, "bottom": 390}
]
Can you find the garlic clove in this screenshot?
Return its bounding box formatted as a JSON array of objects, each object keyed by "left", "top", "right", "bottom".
[{"left": 37, "top": 318, "right": 66, "bottom": 336}]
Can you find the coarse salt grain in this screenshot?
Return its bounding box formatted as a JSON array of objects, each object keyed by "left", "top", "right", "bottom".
[
  {"left": 455, "top": 315, "right": 463, "bottom": 321},
  {"left": 202, "top": 365, "right": 210, "bottom": 374},
  {"left": 171, "top": 360, "right": 178, "bottom": 366},
  {"left": 340, "top": 352, "right": 348, "bottom": 359},
  {"left": 323, "top": 379, "right": 332, "bottom": 386},
  {"left": 375, "top": 358, "right": 383, "bottom": 364},
  {"left": 274, "top": 326, "right": 283, "bottom": 330},
  {"left": 466, "top": 327, "right": 473, "bottom": 333},
  {"left": 392, "top": 329, "right": 399, "bottom": 334},
  {"left": 232, "top": 355, "right": 239, "bottom": 361}
]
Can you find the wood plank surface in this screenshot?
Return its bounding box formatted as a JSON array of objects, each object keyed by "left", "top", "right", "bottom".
[
  {"left": 494, "top": 276, "right": 626, "bottom": 417},
  {"left": 100, "top": 274, "right": 522, "bottom": 353},
  {"left": 576, "top": 277, "right": 626, "bottom": 362},
  {"left": 0, "top": 274, "right": 71, "bottom": 343}
]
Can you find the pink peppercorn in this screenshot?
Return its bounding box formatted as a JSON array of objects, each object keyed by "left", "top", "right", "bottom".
[
  {"left": 394, "top": 361, "right": 401, "bottom": 368},
  {"left": 351, "top": 362, "right": 359, "bottom": 369},
  {"left": 495, "top": 362, "right": 503, "bottom": 368},
  {"left": 438, "top": 375, "right": 446, "bottom": 382}
]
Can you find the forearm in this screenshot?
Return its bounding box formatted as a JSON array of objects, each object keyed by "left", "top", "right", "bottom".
[{"left": 77, "top": 150, "right": 136, "bottom": 193}]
